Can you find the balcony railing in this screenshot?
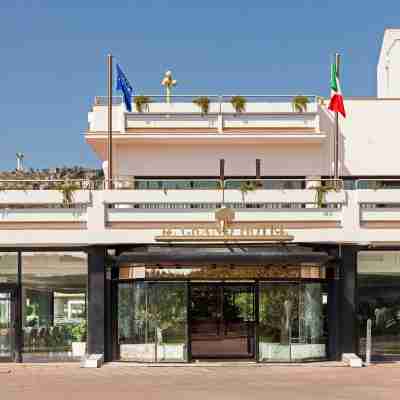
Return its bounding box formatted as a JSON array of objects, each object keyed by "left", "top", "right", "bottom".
[
  {"left": 89, "top": 95, "right": 321, "bottom": 136},
  {"left": 3, "top": 177, "right": 400, "bottom": 237},
  {"left": 93, "top": 95, "right": 319, "bottom": 114}
]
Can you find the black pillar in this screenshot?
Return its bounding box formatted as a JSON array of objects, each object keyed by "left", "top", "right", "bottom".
[
  {"left": 339, "top": 245, "right": 358, "bottom": 355},
  {"left": 15, "top": 251, "right": 23, "bottom": 363},
  {"left": 256, "top": 159, "right": 261, "bottom": 180},
  {"left": 105, "top": 262, "right": 118, "bottom": 362},
  {"left": 87, "top": 246, "right": 106, "bottom": 356},
  {"left": 327, "top": 264, "right": 340, "bottom": 360},
  {"left": 219, "top": 159, "right": 225, "bottom": 182}
]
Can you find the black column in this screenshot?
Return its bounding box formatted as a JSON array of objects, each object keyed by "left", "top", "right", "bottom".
[
  {"left": 105, "top": 265, "right": 118, "bottom": 362},
  {"left": 87, "top": 246, "right": 106, "bottom": 356},
  {"left": 327, "top": 264, "right": 340, "bottom": 360},
  {"left": 15, "top": 251, "right": 23, "bottom": 363},
  {"left": 339, "top": 245, "right": 358, "bottom": 355}
]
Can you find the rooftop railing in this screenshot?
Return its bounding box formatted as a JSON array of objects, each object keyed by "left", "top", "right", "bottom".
[{"left": 93, "top": 94, "right": 318, "bottom": 113}]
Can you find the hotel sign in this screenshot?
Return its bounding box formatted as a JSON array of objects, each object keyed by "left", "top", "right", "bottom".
[{"left": 155, "top": 208, "right": 294, "bottom": 242}]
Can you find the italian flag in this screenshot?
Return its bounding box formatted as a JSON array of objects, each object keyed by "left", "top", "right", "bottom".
[{"left": 329, "top": 62, "right": 346, "bottom": 118}]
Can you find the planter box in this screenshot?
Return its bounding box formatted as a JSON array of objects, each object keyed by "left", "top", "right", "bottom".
[
  {"left": 72, "top": 342, "right": 86, "bottom": 358},
  {"left": 290, "top": 344, "right": 326, "bottom": 360},
  {"left": 120, "top": 343, "right": 186, "bottom": 362},
  {"left": 259, "top": 343, "right": 291, "bottom": 361},
  {"left": 259, "top": 342, "right": 326, "bottom": 361}
]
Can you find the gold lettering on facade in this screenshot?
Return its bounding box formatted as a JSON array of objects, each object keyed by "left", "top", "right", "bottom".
[{"left": 155, "top": 208, "right": 294, "bottom": 242}]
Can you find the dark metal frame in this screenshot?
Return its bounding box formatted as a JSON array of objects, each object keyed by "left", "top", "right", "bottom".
[{"left": 112, "top": 275, "right": 329, "bottom": 363}]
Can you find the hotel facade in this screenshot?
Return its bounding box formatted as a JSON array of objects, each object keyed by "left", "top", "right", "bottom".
[{"left": 1, "top": 30, "right": 400, "bottom": 364}]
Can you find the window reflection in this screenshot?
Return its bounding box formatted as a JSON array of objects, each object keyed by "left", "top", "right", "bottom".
[
  {"left": 358, "top": 251, "right": 400, "bottom": 361},
  {"left": 258, "top": 283, "right": 327, "bottom": 362},
  {"left": 21, "top": 252, "right": 87, "bottom": 362},
  {"left": 0, "top": 252, "right": 18, "bottom": 283},
  {"left": 118, "top": 282, "right": 187, "bottom": 362}
]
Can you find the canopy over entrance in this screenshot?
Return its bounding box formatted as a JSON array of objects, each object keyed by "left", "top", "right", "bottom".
[{"left": 114, "top": 245, "right": 332, "bottom": 266}]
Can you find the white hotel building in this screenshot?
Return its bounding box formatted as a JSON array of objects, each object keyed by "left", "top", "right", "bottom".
[{"left": 1, "top": 29, "right": 400, "bottom": 364}]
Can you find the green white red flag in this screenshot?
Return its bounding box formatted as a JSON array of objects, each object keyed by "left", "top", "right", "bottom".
[{"left": 328, "top": 62, "right": 346, "bottom": 118}]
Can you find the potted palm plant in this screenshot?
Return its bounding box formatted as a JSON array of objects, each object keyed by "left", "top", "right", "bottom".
[
  {"left": 57, "top": 180, "right": 80, "bottom": 207},
  {"left": 134, "top": 95, "right": 152, "bottom": 113},
  {"left": 230, "top": 96, "right": 247, "bottom": 113},
  {"left": 193, "top": 97, "right": 210, "bottom": 115},
  {"left": 292, "top": 95, "right": 309, "bottom": 112},
  {"left": 240, "top": 181, "right": 257, "bottom": 202},
  {"left": 313, "top": 183, "right": 337, "bottom": 208}
]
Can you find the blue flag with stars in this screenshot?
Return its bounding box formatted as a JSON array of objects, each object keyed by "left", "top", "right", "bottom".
[{"left": 116, "top": 63, "right": 133, "bottom": 112}]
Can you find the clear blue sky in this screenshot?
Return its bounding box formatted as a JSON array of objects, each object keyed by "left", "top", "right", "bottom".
[{"left": 1, "top": 1, "right": 399, "bottom": 170}]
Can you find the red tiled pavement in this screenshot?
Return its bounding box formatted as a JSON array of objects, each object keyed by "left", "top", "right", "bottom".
[{"left": 1, "top": 363, "right": 400, "bottom": 400}]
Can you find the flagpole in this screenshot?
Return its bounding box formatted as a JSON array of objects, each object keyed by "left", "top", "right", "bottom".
[
  {"left": 107, "top": 54, "right": 113, "bottom": 189},
  {"left": 334, "top": 53, "right": 340, "bottom": 184}
]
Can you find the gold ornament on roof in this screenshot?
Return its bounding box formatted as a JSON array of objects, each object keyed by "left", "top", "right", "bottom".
[{"left": 161, "top": 70, "right": 177, "bottom": 104}]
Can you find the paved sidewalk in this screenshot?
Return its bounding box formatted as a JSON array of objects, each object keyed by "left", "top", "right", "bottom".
[{"left": 1, "top": 363, "right": 400, "bottom": 400}]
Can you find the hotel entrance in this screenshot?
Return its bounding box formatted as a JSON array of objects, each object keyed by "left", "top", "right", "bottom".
[
  {"left": 115, "top": 245, "right": 331, "bottom": 363},
  {"left": 190, "top": 283, "right": 256, "bottom": 359}
]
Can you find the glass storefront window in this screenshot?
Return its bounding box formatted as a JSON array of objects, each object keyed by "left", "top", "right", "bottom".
[
  {"left": 258, "top": 282, "right": 326, "bottom": 362},
  {"left": 0, "top": 292, "right": 12, "bottom": 359},
  {"left": 358, "top": 251, "right": 400, "bottom": 361},
  {"left": 118, "top": 282, "right": 188, "bottom": 362},
  {"left": 21, "top": 252, "right": 87, "bottom": 362},
  {"left": 0, "top": 252, "right": 18, "bottom": 283}
]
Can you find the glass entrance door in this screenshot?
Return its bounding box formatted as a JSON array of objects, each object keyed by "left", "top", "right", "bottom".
[
  {"left": 190, "top": 283, "right": 255, "bottom": 359},
  {"left": 0, "top": 290, "right": 14, "bottom": 360}
]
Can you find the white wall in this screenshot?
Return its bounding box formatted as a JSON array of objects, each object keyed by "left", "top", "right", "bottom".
[
  {"left": 115, "top": 142, "right": 329, "bottom": 177},
  {"left": 377, "top": 29, "right": 400, "bottom": 98},
  {"left": 340, "top": 99, "right": 400, "bottom": 176},
  {"left": 89, "top": 105, "right": 124, "bottom": 132}
]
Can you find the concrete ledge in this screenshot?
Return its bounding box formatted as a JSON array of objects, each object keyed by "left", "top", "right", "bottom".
[
  {"left": 342, "top": 353, "right": 363, "bottom": 368},
  {"left": 106, "top": 361, "right": 346, "bottom": 368},
  {"left": 81, "top": 354, "right": 104, "bottom": 368}
]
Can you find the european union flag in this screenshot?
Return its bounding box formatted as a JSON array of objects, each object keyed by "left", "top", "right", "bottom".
[{"left": 116, "top": 63, "right": 133, "bottom": 112}]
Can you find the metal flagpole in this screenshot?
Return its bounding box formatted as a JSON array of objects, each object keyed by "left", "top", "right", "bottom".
[
  {"left": 334, "top": 53, "right": 340, "bottom": 183},
  {"left": 107, "top": 54, "right": 113, "bottom": 189}
]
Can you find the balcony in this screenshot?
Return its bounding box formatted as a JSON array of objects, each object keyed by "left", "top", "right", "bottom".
[
  {"left": 103, "top": 179, "right": 344, "bottom": 229},
  {"left": 357, "top": 180, "right": 400, "bottom": 228},
  {"left": 0, "top": 181, "right": 91, "bottom": 229},
  {"left": 88, "top": 95, "right": 324, "bottom": 144},
  {"left": 3, "top": 178, "right": 400, "bottom": 246}
]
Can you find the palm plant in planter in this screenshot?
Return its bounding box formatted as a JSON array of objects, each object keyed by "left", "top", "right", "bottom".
[
  {"left": 193, "top": 97, "right": 210, "bottom": 116},
  {"left": 292, "top": 95, "right": 309, "bottom": 112},
  {"left": 57, "top": 180, "right": 80, "bottom": 208},
  {"left": 134, "top": 95, "right": 152, "bottom": 113},
  {"left": 240, "top": 181, "right": 257, "bottom": 202},
  {"left": 230, "top": 96, "right": 247, "bottom": 113},
  {"left": 313, "top": 183, "right": 337, "bottom": 208}
]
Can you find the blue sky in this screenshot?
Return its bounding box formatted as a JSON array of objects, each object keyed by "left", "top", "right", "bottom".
[{"left": 0, "top": 1, "right": 399, "bottom": 170}]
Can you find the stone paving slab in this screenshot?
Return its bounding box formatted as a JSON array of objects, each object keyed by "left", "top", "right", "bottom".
[{"left": 1, "top": 363, "right": 400, "bottom": 400}]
